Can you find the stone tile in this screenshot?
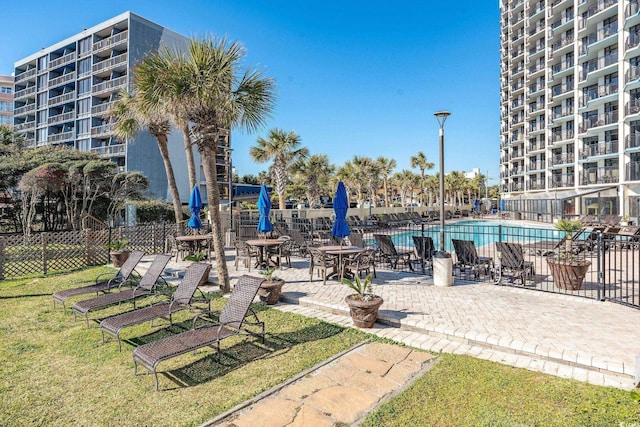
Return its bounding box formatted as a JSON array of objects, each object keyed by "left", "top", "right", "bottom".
[
  {"left": 289, "top": 405, "right": 334, "bottom": 427},
  {"left": 385, "top": 360, "right": 424, "bottom": 385},
  {"left": 323, "top": 364, "right": 398, "bottom": 397},
  {"left": 303, "top": 385, "right": 379, "bottom": 424},
  {"left": 279, "top": 374, "right": 337, "bottom": 401},
  {"left": 231, "top": 398, "right": 299, "bottom": 427},
  {"left": 333, "top": 353, "right": 393, "bottom": 377}
]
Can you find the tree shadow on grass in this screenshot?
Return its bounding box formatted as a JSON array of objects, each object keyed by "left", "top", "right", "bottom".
[{"left": 126, "top": 309, "right": 348, "bottom": 391}]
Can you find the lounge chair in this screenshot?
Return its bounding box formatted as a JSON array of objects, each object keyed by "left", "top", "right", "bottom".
[
  {"left": 495, "top": 241, "right": 535, "bottom": 285},
  {"left": 373, "top": 234, "right": 414, "bottom": 270},
  {"left": 71, "top": 254, "right": 172, "bottom": 328},
  {"left": 99, "top": 262, "right": 212, "bottom": 351},
  {"left": 132, "top": 274, "right": 265, "bottom": 391},
  {"left": 451, "top": 239, "right": 494, "bottom": 279},
  {"left": 412, "top": 235, "right": 435, "bottom": 271},
  {"left": 52, "top": 250, "right": 145, "bottom": 311}
]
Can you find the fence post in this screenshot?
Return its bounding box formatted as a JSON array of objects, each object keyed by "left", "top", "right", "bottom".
[
  {"left": 596, "top": 232, "right": 603, "bottom": 301},
  {"left": 0, "top": 238, "right": 5, "bottom": 280},
  {"left": 41, "top": 233, "right": 48, "bottom": 275},
  {"left": 85, "top": 229, "right": 95, "bottom": 266}
]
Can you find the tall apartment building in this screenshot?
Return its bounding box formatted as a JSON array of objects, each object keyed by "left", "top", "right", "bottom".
[
  {"left": 12, "top": 11, "right": 231, "bottom": 205},
  {"left": 0, "top": 76, "right": 13, "bottom": 127},
  {"left": 500, "top": 0, "right": 640, "bottom": 220}
]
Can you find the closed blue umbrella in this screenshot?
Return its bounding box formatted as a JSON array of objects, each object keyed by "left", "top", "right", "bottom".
[
  {"left": 474, "top": 199, "right": 480, "bottom": 212},
  {"left": 331, "top": 181, "right": 350, "bottom": 240},
  {"left": 501, "top": 199, "right": 506, "bottom": 212},
  {"left": 257, "top": 184, "right": 273, "bottom": 234},
  {"left": 187, "top": 186, "right": 203, "bottom": 230}
]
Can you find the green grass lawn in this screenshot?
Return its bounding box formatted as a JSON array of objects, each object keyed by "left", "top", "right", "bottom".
[
  {"left": 0, "top": 267, "right": 365, "bottom": 426},
  {"left": 363, "top": 353, "right": 640, "bottom": 427}
]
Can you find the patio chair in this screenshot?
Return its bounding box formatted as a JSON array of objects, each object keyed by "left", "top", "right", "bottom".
[
  {"left": 308, "top": 247, "right": 338, "bottom": 285},
  {"left": 165, "top": 234, "right": 190, "bottom": 261},
  {"left": 132, "top": 274, "right": 265, "bottom": 391},
  {"left": 373, "top": 234, "right": 414, "bottom": 270},
  {"left": 412, "top": 235, "right": 435, "bottom": 271},
  {"left": 343, "top": 248, "right": 376, "bottom": 278},
  {"left": 71, "top": 254, "right": 172, "bottom": 328},
  {"left": 451, "top": 239, "right": 494, "bottom": 279},
  {"left": 233, "top": 240, "right": 259, "bottom": 271},
  {"left": 495, "top": 241, "right": 535, "bottom": 285},
  {"left": 52, "top": 250, "right": 145, "bottom": 311},
  {"left": 99, "top": 262, "right": 212, "bottom": 351},
  {"left": 269, "top": 238, "right": 293, "bottom": 268}
]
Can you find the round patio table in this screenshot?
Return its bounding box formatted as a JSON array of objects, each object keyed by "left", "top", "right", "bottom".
[
  {"left": 318, "top": 245, "right": 364, "bottom": 280},
  {"left": 176, "top": 234, "right": 212, "bottom": 259},
  {"left": 245, "top": 239, "right": 284, "bottom": 268}
]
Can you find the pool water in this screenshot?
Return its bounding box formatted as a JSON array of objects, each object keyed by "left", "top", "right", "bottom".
[{"left": 385, "top": 220, "right": 565, "bottom": 252}]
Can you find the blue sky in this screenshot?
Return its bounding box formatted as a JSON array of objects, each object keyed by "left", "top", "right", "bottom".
[{"left": 2, "top": 1, "right": 500, "bottom": 182}]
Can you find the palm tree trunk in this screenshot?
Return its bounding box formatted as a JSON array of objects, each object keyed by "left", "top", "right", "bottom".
[
  {"left": 200, "top": 143, "right": 230, "bottom": 293},
  {"left": 156, "top": 135, "right": 183, "bottom": 224},
  {"left": 181, "top": 123, "right": 197, "bottom": 190}
]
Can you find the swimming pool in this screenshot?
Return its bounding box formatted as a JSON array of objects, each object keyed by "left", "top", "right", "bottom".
[{"left": 386, "top": 220, "right": 565, "bottom": 251}]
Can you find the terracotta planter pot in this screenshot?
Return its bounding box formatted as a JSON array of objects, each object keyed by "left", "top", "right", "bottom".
[
  {"left": 344, "top": 294, "right": 384, "bottom": 328},
  {"left": 547, "top": 257, "right": 591, "bottom": 290},
  {"left": 258, "top": 279, "right": 284, "bottom": 305},
  {"left": 110, "top": 251, "right": 130, "bottom": 268}
]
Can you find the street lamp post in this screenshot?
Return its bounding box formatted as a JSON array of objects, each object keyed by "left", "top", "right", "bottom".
[
  {"left": 433, "top": 110, "right": 453, "bottom": 287},
  {"left": 434, "top": 111, "right": 450, "bottom": 252}
]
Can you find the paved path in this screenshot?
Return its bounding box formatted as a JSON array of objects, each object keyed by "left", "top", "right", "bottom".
[{"left": 135, "top": 249, "right": 640, "bottom": 424}]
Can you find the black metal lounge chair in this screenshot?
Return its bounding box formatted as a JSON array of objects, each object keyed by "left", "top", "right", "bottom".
[
  {"left": 52, "top": 250, "right": 145, "bottom": 311},
  {"left": 373, "top": 234, "right": 414, "bottom": 270},
  {"left": 412, "top": 235, "right": 435, "bottom": 272},
  {"left": 99, "top": 262, "right": 212, "bottom": 351},
  {"left": 451, "top": 239, "right": 494, "bottom": 279},
  {"left": 495, "top": 241, "right": 535, "bottom": 285},
  {"left": 132, "top": 274, "right": 265, "bottom": 391},
  {"left": 71, "top": 254, "right": 172, "bottom": 328}
]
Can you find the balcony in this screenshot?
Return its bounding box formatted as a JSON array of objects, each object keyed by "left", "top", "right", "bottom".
[
  {"left": 528, "top": 160, "right": 546, "bottom": 170},
  {"left": 528, "top": 180, "right": 545, "bottom": 190},
  {"left": 92, "top": 53, "right": 127, "bottom": 74},
  {"left": 627, "top": 160, "right": 640, "bottom": 180},
  {"left": 49, "top": 52, "right": 76, "bottom": 69},
  {"left": 626, "top": 65, "right": 640, "bottom": 84},
  {"left": 528, "top": 141, "right": 546, "bottom": 151},
  {"left": 49, "top": 72, "right": 76, "bottom": 88},
  {"left": 528, "top": 22, "right": 545, "bottom": 36},
  {"left": 91, "top": 123, "right": 114, "bottom": 138},
  {"left": 510, "top": 182, "right": 524, "bottom": 192},
  {"left": 580, "top": 54, "right": 617, "bottom": 81},
  {"left": 14, "top": 121, "right": 35, "bottom": 132},
  {"left": 626, "top": 99, "right": 640, "bottom": 115},
  {"left": 580, "top": 84, "right": 618, "bottom": 107},
  {"left": 551, "top": 35, "right": 574, "bottom": 52},
  {"left": 93, "top": 30, "right": 128, "bottom": 53},
  {"left": 551, "top": 58, "right": 574, "bottom": 75},
  {"left": 14, "top": 86, "right": 36, "bottom": 99},
  {"left": 549, "top": 152, "right": 574, "bottom": 166},
  {"left": 47, "top": 131, "right": 74, "bottom": 144},
  {"left": 551, "top": 12, "right": 574, "bottom": 30},
  {"left": 549, "top": 130, "right": 575, "bottom": 143},
  {"left": 551, "top": 106, "right": 574, "bottom": 120},
  {"left": 548, "top": 174, "right": 575, "bottom": 188},
  {"left": 528, "top": 3, "right": 545, "bottom": 18},
  {"left": 15, "top": 68, "right": 36, "bottom": 83},
  {"left": 48, "top": 111, "right": 75, "bottom": 125},
  {"left": 90, "top": 143, "right": 126, "bottom": 157},
  {"left": 626, "top": 132, "right": 640, "bottom": 148},
  {"left": 92, "top": 76, "right": 127, "bottom": 96},
  {"left": 550, "top": 82, "right": 574, "bottom": 98},
  {"left": 626, "top": 0, "right": 640, "bottom": 19},
  {"left": 583, "top": 0, "right": 618, "bottom": 20},
  {"left": 14, "top": 104, "right": 36, "bottom": 116},
  {"left": 91, "top": 102, "right": 114, "bottom": 116},
  {"left": 626, "top": 32, "right": 640, "bottom": 49},
  {"left": 579, "top": 111, "right": 618, "bottom": 132},
  {"left": 580, "top": 140, "right": 618, "bottom": 158},
  {"left": 49, "top": 91, "right": 76, "bottom": 107}
]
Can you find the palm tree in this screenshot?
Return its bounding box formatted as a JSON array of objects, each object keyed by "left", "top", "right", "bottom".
[
  {"left": 410, "top": 151, "right": 434, "bottom": 207},
  {"left": 291, "top": 154, "right": 334, "bottom": 208},
  {"left": 160, "top": 36, "right": 276, "bottom": 293},
  {"left": 391, "top": 170, "right": 419, "bottom": 207},
  {"left": 250, "top": 128, "right": 308, "bottom": 209},
  {"left": 111, "top": 90, "right": 183, "bottom": 224},
  {"left": 376, "top": 156, "right": 396, "bottom": 207},
  {"left": 134, "top": 55, "right": 198, "bottom": 190}
]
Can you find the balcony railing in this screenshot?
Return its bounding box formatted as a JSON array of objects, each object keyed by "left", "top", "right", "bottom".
[
  {"left": 549, "top": 130, "right": 575, "bottom": 143},
  {"left": 548, "top": 174, "right": 575, "bottom": 188},
  {"left": 15, "top": 68, "right": 36, "bottom": 83},
  {"left": 49, "top": 72, "right": 76, "bottom": 88},
  {"left": 528, "top": 160, "right": 546, "bottom": 171},
  {"left": 551, "top": 35, "right": 574, "bottom": 52},
  {"left": 14, "top": 121, "right": 35, "bottom": 132},
  {"left": 14, "top": 86, "right": 36, "bottom": 99},
  {"left": 92, "top": 76, "right": 127, "bottom": 95},
  {"left": 626, "top": 99, "right": 640, "bottom": 115},
  {"left": 551, "top": 106, "right": 574, "bottom": 120},
  {"left": 580, "top": 84, "right": 618, "bottom": 106},
  {"left": 580, "top": 54, "right": 618, "bottom": 81},
  {"left": 92, "top": 53, "right": 127, "bottom": 74},
  {"left": 49, "top": 52, "right": 76, "bottom": 69},
  {"left": 528, "top": 180, "right": 545, "bottom": 190},
  {"left": 93, "top": 30, "right": 128, "bottom": 52},
  {"left": 91, "top": 102, "right": 114, "bottom": 116},
  {"left": 14, "top": 104, "right": 36, "bottom": 116},
  {"left": 510, "top": 182, "right": 524, "bottom": 192},
  {"left": 551, "top": 12, "right": 574, "bottom": 29},
  {"left": 579, "top": 111, "right": 618, "bottom": 132},
  {"left": 626, "top": 65, "right": 640, "bottom": 84},
  {"left": 528, "top": 22, "right": 545, "bottom": 35},
  {"left": 552, "top": 58, "right": 574, "bottom": 75},
  {"left": 549, "top": 153, "right": 574, "bottom": 166},
  {"left": 626, "top": 0, "right": 640, "bottom": 18},
  {"left": 91, "top": 123, "right": 114, "bottom": 138},
  {"left": 90, "top": 143, "right": 126, "bottom": 157},
  {"left": 48, "top": 111, "right": 75, "bottom": 125},
  {"left": 625, "top": 133, "right": 640, "bottom": 148},
  {"left": 48, "top": 91, "right": 76, "bottom": 107},
  {"left": 626, "top": 161, "right": 640, "bottom": 180},
  {"left": 580, "top": 140, "right": 618, "bottom": 158},
  {"left": 528, "top": 141, "right": 546, "bottom": 151},
  {"left": 47, "top": 131, "right": 74, "bottom": 144},
  {"left": 551, "top": 82, "right": 574, "bottom": 97},
  {"left": 583, "top": 0, "right": 618, "bottom": 20},
  {"left": 626, "top": 33, "right": 640, "bottom": 49}
]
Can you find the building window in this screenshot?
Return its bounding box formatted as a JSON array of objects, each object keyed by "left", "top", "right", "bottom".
[
  {"left": 77, "top": 118, "right": 90, "bottom": 136},
  {"left": 37, "top": 56, "right": 48, "bottom": 71},
  {"left": 0, "top": 86, "right": 12, "bottom": 94},
  {"left": 78, "top": 37, "right": 92, "bottom": 56},
  {"left": 0, "top": 116, "right": 12, "bottom": 125},
  {"left": 77, "top": 78, "right": 91, "bottom": 95},
  {"left": 37, "top": 92, "right": 47, "bottom": 105},
  {"left": 78, "top": 58, "right": 91, "bottom": 75}
]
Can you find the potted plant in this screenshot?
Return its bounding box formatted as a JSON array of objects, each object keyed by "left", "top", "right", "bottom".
[
  {"left": 107, "top": 238, "right": 130, "bottom": 267},
  {"left": 342, "top": 274, "right": 384, "bottom": 328},
  {"left": 547, "top": 219, "right": 591, "bottom": 290},
  {"left": 257, "top": 267, "right": 284, "bottom": 305}
]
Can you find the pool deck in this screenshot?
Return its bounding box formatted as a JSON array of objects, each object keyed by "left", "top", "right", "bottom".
[{"left": 147, "top": 247, "right": 640, "bottom": 391}]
